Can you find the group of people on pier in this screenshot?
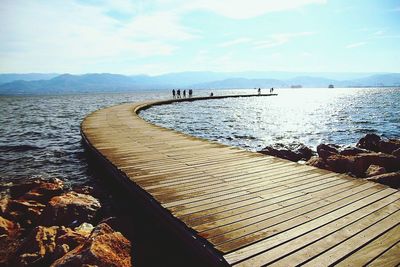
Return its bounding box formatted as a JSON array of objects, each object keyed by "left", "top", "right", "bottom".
[
  {"left": 172, "top": 89, "right": 193, "bottom": 98},
  {"left": 256, "top": 87, "right": 275, "bottom": 95}
]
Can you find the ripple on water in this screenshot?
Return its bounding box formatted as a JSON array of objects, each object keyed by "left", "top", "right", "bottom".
[{"left": 141, "top": 88, "right": 400, "bottom": 152}]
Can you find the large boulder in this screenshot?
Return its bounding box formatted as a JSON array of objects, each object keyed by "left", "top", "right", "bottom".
[
  {"left": 39, "top": 192, "right": 101, "bottom": 226},
  {"left": 21, "top": 179, "right": 64, "bottom": 203},
  {"left": 260, "top": 143, "right": 313, "bottom": 162},
  {"left": 317, "top": 144, "right": 339, "bottom": 160},
  {"left": 13, "top": 225, "right": 59, "bottom": 266},
  {"left": 367, "top": 172, "right": 400, "bottom": 188},
  {"left": 356, "top": 133, "right": 381, "bottom": 152},
  {"left": 51, "top": 223, "right": 132, "bottom": 267},
  {"left": 325, "top": 154, "right": 355, "bottom": 174},
  {"left": 9, "top": 178, "right": 64, "bottom": 201},
  {"left": 352, "top": 153, "right": 400, "bottom": 176},
  {"left": 13, "top": 225, "right": 90, "bottom": 266},
  {"left": 379, "top": 139, "right": 400, "bottom": 155},
  {"left": 6, "top": 199, "right": 46, "bottom": 228}
]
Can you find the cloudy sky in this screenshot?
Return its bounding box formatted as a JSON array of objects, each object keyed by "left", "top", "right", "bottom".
[{"left": 1, "top": 0, "right": 399, "bottom": 74}]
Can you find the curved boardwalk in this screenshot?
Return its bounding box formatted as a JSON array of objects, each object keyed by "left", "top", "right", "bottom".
[{"left": 81, "top": 95, "right": 400, "bottom": 266}]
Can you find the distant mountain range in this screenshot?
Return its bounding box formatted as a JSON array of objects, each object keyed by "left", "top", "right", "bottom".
[{"left": 0, "top": 71, "right": 399, "bottom": 95}]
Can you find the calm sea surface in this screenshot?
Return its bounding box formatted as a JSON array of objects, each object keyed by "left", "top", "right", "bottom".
[{"left": 1, "top": 88, "right": 399, "bottom": 186}]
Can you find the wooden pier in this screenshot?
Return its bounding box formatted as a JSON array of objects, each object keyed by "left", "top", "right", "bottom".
[{"left": 81, "top": 94, "right": 400, "bottom": 266}]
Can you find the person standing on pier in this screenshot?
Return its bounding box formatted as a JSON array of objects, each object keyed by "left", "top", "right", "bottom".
[
  {"left": 183, "top": 90, "right": 186, "bottom": 98},
  {"left": 177, "top": 89, "right": 181, "bottom": 98},
  {"left": 258, "top": 88, "right": 261, "bottom": 95},
  {"left": 172, "top": 89, "right": 176, "bottom": 99},
  {"left": 189, "top": 89, "right": 193, "bottom": 97}
]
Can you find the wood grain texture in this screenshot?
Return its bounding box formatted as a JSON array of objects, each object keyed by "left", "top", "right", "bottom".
[{"left": 81, "top": 95, "right": 400, "bottom": 266}]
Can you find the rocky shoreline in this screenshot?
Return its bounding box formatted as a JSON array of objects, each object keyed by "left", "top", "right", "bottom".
[
  {"left": 0, "top": 178, "right": 132, "bottom": 267},
  {"left": 259, "top": 134, "right": 400, "bottom": 189},
  {"left": 2, "top": 133, "right": 399, "bottom": 266}
]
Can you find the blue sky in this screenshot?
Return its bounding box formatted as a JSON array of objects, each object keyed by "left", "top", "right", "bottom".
[{"left": 1, "top": 0, "right": 399, "bottom": 74}]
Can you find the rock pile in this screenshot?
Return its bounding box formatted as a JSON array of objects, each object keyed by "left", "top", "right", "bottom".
[
  {"left": 259, "top": 142, "right": 314, "bottom": 162},
  {"left": 305, "top": 134, "right": 400, "bottom": 188},
  {"left": 259, "top": 134, "right": 400, "bottom": 189},
  {"left": 0, "top": 178, "right": 132, "bottom": 267}
]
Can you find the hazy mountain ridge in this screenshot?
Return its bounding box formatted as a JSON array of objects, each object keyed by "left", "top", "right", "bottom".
[
  {"left": 0, "top": 73, "right": 59, "bottom": 85},
  {"left": 0, "top": 72, "right": 399, "bottom": 95}
]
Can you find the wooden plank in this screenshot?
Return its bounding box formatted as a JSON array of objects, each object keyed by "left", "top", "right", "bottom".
[
  {"left": 224, "top": 188, "right": 396, "bottom": 263},
  {"left": 302, "top": 210, "right": 400, "bottom": 266},
  {"left": 367, "top": 241, "right": 400, "bottom": 267},
  {"left": 335, "top": 223, "right": 400, "bottom": 266},
  {"left": 207, "top": 185, "right": 387, "bottom": 247},
  {"left": 232, "top": 193, "right": 400, "bottom": 266}
]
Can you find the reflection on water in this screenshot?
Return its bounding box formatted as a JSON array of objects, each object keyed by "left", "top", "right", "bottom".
[{"left": 141, "top": 88, "right": 400, "bottom": 151}]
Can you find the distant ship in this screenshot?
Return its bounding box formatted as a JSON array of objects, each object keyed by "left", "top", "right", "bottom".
[
  {"left": 291, "top": 85, "right": 302, "bottom": 88},
  {"left": 328, "top": 84, "right": 334, "bottom": 88}
]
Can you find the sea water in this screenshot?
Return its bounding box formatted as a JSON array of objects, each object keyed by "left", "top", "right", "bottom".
[{"left": 1, "top": 88, "right": 399, "bottom": 185}]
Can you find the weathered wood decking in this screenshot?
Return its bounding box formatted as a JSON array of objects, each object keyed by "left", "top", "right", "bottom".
[{"left": 81, "top": 95, "right": 400, "bottom": 266}]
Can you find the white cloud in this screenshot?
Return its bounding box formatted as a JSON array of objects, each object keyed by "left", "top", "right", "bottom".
[
  {"left": 0, "top": 0, "right": 327, "bottom": 73},
  {"left": 345, "top": 42, "right": 367, "bottom": 49},
  {"left": 218, "top": 38, "right": 252, "bottom": 48},
  {"left": 373, "top": 30, "right": 384, "bottom": 36},
  {"left": 0, "top": 0, "right": 194, "bottom": 73},
  {"left": 183, "top": 0, "right": 327, "bottom": 19},
  {"left": 254, "top": 32, "right": 315, "bottom": 49}
]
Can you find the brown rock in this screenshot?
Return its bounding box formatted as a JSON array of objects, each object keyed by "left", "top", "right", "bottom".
[
  {"left": 51, "top": 223, "right": 132, "bottom": 267},
  {"left": 305, "top": 157, "right": 331, "bottom": 171},
  {"left": 260, "top": 143, "right": 313, "bottom": 162},
  {"left": 0, "top": 233, "right": 21, "bottom": 266},
  {"left": 325, "top": 154, "right": 355, "bottom": 174},
  {"left": 21, "top": 179, "right": 64, "bottom": 203},
  {"left": 352, "top": 153, "right": 400, "bottom": 176},
  {"left": 367, "top": 172, "right": 400, "bottom": 188},
  {"left": 14, "top": 225, "right": 89, "bottom": 266},
  {"left": 57, "top": 226, "right": 89, "bottom": 249},
  {"left": 6, "top": 200, "right": 46, "bottom": 228},
  {"left": 0, "top": 215, "right": 19, "bottom": 237},
  {"left": 14, "top": 225, "right": 59, "bottom": 266},
  {"left": 0, "top": 197, "right": 9, "bottom": 215},
  {"left": 317, "top": 144, "right": 339, "bottom": 160},
  {"left": 393, "top": 148, "right": 400, "bottom": 158},
  {"left": 9, "top": 180, "right": 41, "bottom": 199},
  {"left": 339, "top": 147, "right": 370, "bottom": 156},
  {"left": 365, "top": 165, "right": 386, "bottom": 177},
  {"left": 379, "top": 139, "right": 400, "bottom": 155},
  {"left": 39, "top": 192, "right": 101, "bottom": 226},
  {"left": 356, "top": 133, "right": 381, "bottom": 152}
]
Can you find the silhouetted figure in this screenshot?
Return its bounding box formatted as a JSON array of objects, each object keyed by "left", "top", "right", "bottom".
[
  {"left": 272, "top": 87, "right": 274, "bottom": 93},
  {"left": 258, "top": 88, "right": 261, "bottom": 95},
  {"left": 189, "top": 89, "right": 193, "bottom": 97},
  {"left": 183, "top": 90, "right": 186, "bottom": 98},
  {"left": 172, "top": 89, "right": 176, "bottom": 99},
  {"left": 210, "top": 92, "right": 214, "bottom": 97},
  {"left": 177, "top": 89, "right": 181, "bottom": 98}
]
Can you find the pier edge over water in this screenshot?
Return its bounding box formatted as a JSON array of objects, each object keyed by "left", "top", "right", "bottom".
[{"left": 81, "top": 94, "right": 400, "bottom": 267}]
